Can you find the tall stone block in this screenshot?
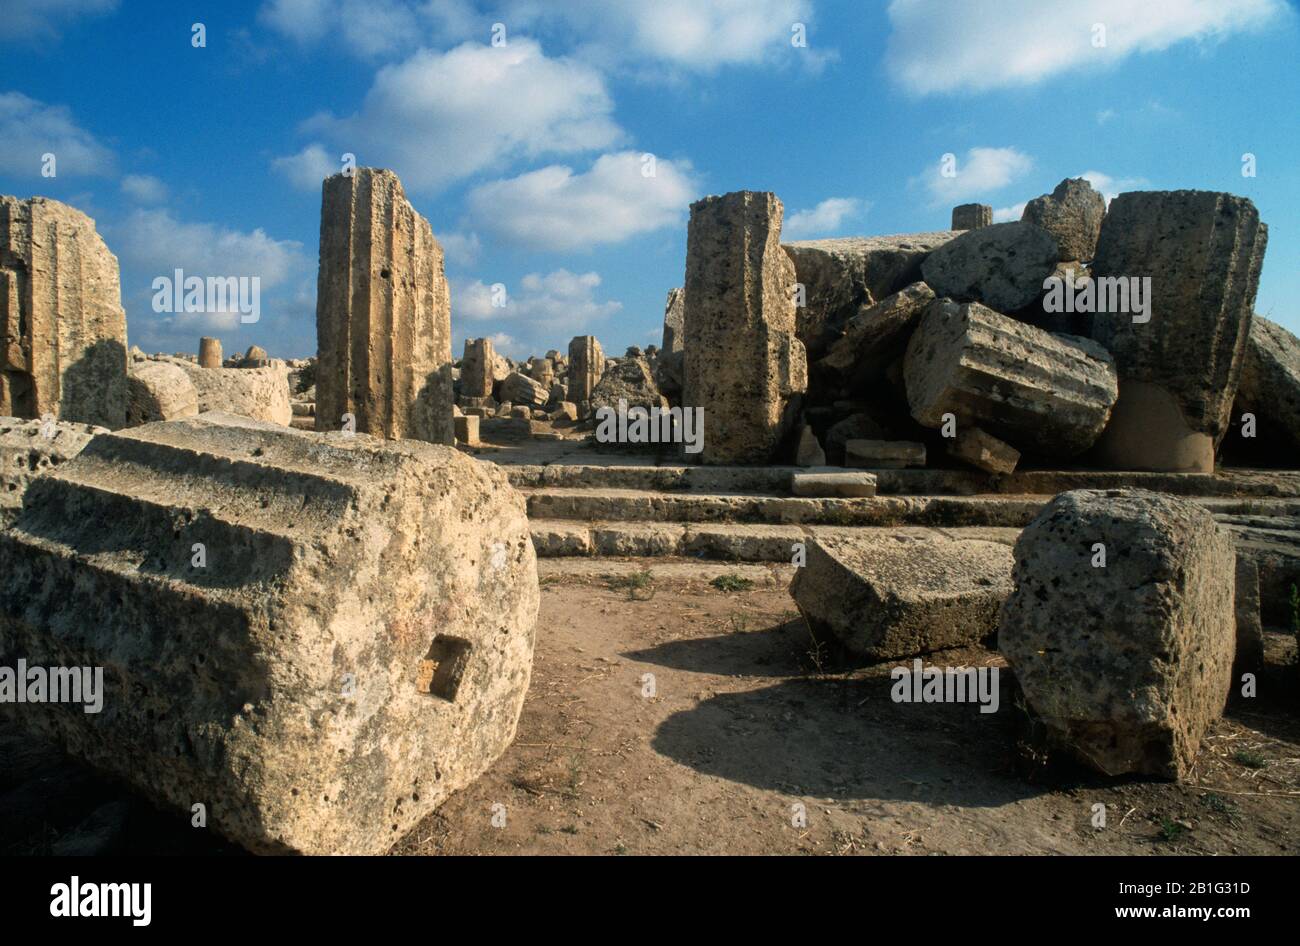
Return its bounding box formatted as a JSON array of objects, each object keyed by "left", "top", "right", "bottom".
[
  {"left": 198, "top": 337, "right": 223, "bottom": 369},
  {"left": 0, "top": 413, "right": 538, "bottom": 854},
  {"left": 684, "top": 191, "right": 807, "bottom": 465},
  {"left": 1, "top": 196, "right": 127, "bottom": 429},
  {"left": 315, "top": 169, "right": 452, "bottom": 443},
  {"left": 951, "top": 204, "right": 992, "bottom": 230},
  {"left": 1090, "top": 190, "right": 1267, "bottom": 472},
  {"left": 461, "top": 337, "right": 494, "bottom": 399},
  {"left": 567, "top": 335, "right": 604, "bottom": 405}
]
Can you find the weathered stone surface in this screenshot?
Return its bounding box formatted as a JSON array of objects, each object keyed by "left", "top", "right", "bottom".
[
  {"left": 1234, "top": 554, "right": 1264, "bottom": 674},
  {"left": 921, "top": 222, "right": 1059, "bottom": 312},
  {"left": 240, "top": 344, "right": 270, "bottom": 368},
  {"left": 1236, "top": 315, "right": 1300, "bottom": 454},
  {"left": 999, "top": 489, "right": 1236, "bottom": 779},
  {"left": 818, "top": 282, "right": 936, "bottom": 389},
  {"left": 1021, "top": 178, "right": 1106, "bottom": 261},
  {"left": 662, "top": 287, "right": 685, "bottom": 353},
  {"left": 794, "top": 424, "right": 826, "bottom": 466},
  {"left": 904, "top": 298, "right": 1117, "bottom": 456},
  {"left": 845, "top": 439, "right": 926, "bottom": 469},
  {"left": 499, "top": 371, "right": 547, "bottom": 409},
  {"left": 790, "top": 531, "right": 1014, "bottom": 659},
  {"left": 125, "top": 361, "right": 199, "bottom": 426},
  {"left": 790, "top": 471, "right": 877, "bottom": 498},
  {"left": 460, "top": 338, "right": 495, "bottom": 399},
  {"left": 0, "top": 412, "right": 538, "bottom": 854},
  {"left": 175, "top": 361, "right": 291, "bottom": 426},
  {"left": 567, "top": 335, "right": 604, "bottom": 406},
  {"left": 949, "top": 426, "right": 1019, "bottom": 475},
  {"left": 528, "top": 358, "right": 554, "bottom": 388},
  {"left": 951, "top": 204, "right": 992, "bottom": 230},
  {"left": 782, "top": 231, "right": 957, "bottom": 357},
  {"left": 315, "top": 168, "right": 453, "bottom": 443},
  {"left": 1090, "top": 190, "right": 1267, "bottom": 465},
  {"left": 1, "top": 196, "right": 127, "bottom": 429},
  {"left": 0, "top": 415, "right": 105, "bottom": 519},
  {"left": 590, "top": 357, "right": 666, "bottom": 416},
  {"left": 684, "top": 191, "right": 807, "bottom": 464},
  {"left": 453, "top": 413, "right": 480, "bottom": 446},
  {"left": 198, "top": 337, "right": 223, "bottom": 369},
  {"left": 825, "top": 412, "right": 893, "bottom": 465}
]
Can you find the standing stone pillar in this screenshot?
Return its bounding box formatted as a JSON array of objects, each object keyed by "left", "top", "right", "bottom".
[
  {"left": 1090, "top": 191, "right": 1268, "bottom": 472},
  {"left": 460, "top": 338, "right": 494, "bottom": 399},
  {"left": 198, "top": 336, "right": 223, "bottom": 368},
  {"left": 682, "top": 191, "right": 807, "bottom": 465},
  {"left": 315, "top": 168, "right": 453, "bottom": 443},
  {"left": 1, "top": 196, "right": 127, "bottom": 429},
  {"left": 567, "top": 335, "right": 604, "bottom": 406},
  {"left": 951, "top": 204, "right": 992, "bottom": 230}
]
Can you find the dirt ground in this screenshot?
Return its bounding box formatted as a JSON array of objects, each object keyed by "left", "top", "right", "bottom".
[{"left": 3, "top": 559, "right": 1298, "bottom": 856}]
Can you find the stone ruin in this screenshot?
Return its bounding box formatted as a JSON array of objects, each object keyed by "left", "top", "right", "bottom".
[{"left": 1, "top": 168, "right": 1298, "bottom": 852}]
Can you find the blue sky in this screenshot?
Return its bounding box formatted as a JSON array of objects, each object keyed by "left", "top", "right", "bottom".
[{"left": 2, "top": 0, "right": 1297, "bottom": 361}]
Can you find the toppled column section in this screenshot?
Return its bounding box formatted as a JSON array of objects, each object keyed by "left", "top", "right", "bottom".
[
  {"left": 999, "top": 489, "right": 1236, "bottom": 779},
  {"left": 0, "top": 412, "right": 538, "bottom": 854},
  {"left": 1090, "top": 190, "right": 1267, "bottom": 471},
  {"left": 1, "top": 196, "right": 127, "bottom": 429},
  {"left": 903, "top": 298, "right": 1117, "bottom": 457},
  {"left": 684, "top": 191, "right": 807, "bottom": 464},
  {"left": 315, "top": 168, "right": 453, "bottom": 443}
]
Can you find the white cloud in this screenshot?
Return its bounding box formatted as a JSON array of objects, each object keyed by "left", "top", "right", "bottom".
[
  {"left": 0, "top": 92, "right": 115, "bottom": 178},
  {"left": 1078, "top": 170, "right": 1149, "bottom": 206},
  {"left": 120, "top": 174, "right": 167, "bottom": 203},
  {"left": 452, "top": 269, "right": 621, "bottom": 334},
  {"left": 465, "top": 151, "right": 697, "bottom": 252},
  {"left": 271, "top": 143, "right": 338, "bottom": 191},
  {"left": 916, "top": 147, "right": 1033, "bottom": 207},
  {"left": 783, "top": 197, "right": 868, "bottom": 240},
  {"left": 992, "top": 202, "right": 1027, "bottom": 223},
  {"left": 110, "top": 208, "right": 312, "bottom": 335},
  {"left": 287, "top": 39, "right": 623, "bottom": 192},
  {"left": 438, "top": 231, "right": 482, "bottom": 267},
  {"left": 0, "top": 0, "right": 117, "bottom": 41},
  {"left": 259, "top": 0, "right": 478, "bottom": 58},
  {"left": 885, "top": 0, "right": 1287, "bottom": 95}
]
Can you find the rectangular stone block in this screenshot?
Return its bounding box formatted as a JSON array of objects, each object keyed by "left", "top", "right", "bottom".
[
  {"left": 949, "top": 426, "right": 1019, "bottom": 475},
  {"left": 951, "top": 204, "right": 992, "bottom": 230},
  {"left": 453, "top": 413, "right": 479, "bottom": 446},
  {"left": 567, "top": 335, "right": 604, "bottom": 405},
  {"left": 790, "top": 471, "right": 878, "bottom": 497},
  {"left": 460, "top": 338, "right": 495, "bottom": 399},
  {"left": 845, "top": 439, "right": 926, "bottom": 469}
]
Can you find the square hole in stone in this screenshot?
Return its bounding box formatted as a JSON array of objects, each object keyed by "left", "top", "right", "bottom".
[{"left": 416, "top": 635, "right": 472, "bottom": 702}]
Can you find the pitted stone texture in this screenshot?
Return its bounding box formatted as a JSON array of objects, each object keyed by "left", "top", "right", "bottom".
[
  {"left": 790, "top": 471, "right": 877, "bottom": 497},
  {"left": 176, "top": 361, "right": 291, "bottom": 426},
  {"left": 1021, "top": 178, "right": 1107, "bottom": 262},
  {"left": 567, "top": 335, "right": 604, "bottom": 406},
  {"left": 125, "top": 361, "right": 199, "bottom": 426},
  {"left": 949, "top": 425, "right": 1019, "bottom": 475},
  {"left": 819, "top": 281, "right": 936, "bottom": 388},
  {"left": 951, "top": 204, "right": 992, "bottom": 230},
  {"left": 1090, "top": 190, "right": 1267, "bottom": 445},
  {"left": 198, "top": 337, "right": 222, "bottom": 369},
  {"left": 684, "top": 192, "right": 807, "bottom": 464},
  {"left": 315, "top": 168, "right": 453, "bottom": 443},
  {"left": 499, "top": 371, "right": 548, "bottom": 409},
  {"left": 904, "top": 298, "right": 1117, "bottom": 457},
  {"left": 0, "top": 412, "right": 538, "bottom": 854},
  {"left": 590, "top": 357, "right": 666, "bottom": 415},
  {"left": 783, "top": 231, "right": 957, "bottom": 357},
  {"left": 999, "top": 489, "right": 1235, "bottom": 780},
  {"left": 460, "top": 338, "right": 495, "bottom": 399},
  {"left": 1236, "top": 315, "right": 1300, "bottom": 454},
  {"left": 656, "top": 289, "right": 686, "bottom": 398},
  {"left": 845, "top": 439, "right": 926, "bottom": 469},
  {"left": 1, "top": 196, "right": 127, "bottom": 429},
  {"left": 921, "top": 222, "right": 1059, "bottom": 312},
  {"left": 0, "top": 415, "right": 105, "bottom": 518},
  {"left": 790, "top": 531, "right": 1014, "bottom": 659}
]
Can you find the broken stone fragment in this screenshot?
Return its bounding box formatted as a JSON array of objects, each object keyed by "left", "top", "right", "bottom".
[
  {"left": 920, "top": 222, "right": 1060, "bottom": 313},
  {"left": 0, "top": 412, "right": 538, "bottom": 854},
  {"left": 174, "top": 360, "right": 291, "bottom": 426},
  {"left": 1234, "top": 315, "right": 1300, "bottom": 456},
  {"left": 125, "top": 361, "right": 199, "bottom": 426},
  {"left": 590, "top": 356, "right": 666, "bottom": 417},
  {"left": 818, "top": 281, "right": 936, "bottom": 390},
  {"left": 948, "top": 426, "right": 1019, "bottom": 475},
  {"left": 1020, "top": 178, "right": 1107, "bottom": 262},
  {"left": 844, "top": 438, "right": 926, "bottom": 469},
  {"left": 951, "top": 204, "right": 992, "bottom": 230},
  {"left": 499, "top": 371, "right": 548, "bottom": 409},
  {"left": 999, "top": 489, "right": 1235, "bottom": 780},
  {"left": 903, "top": 298, "right": 1117, "bottom": 457},
  {"left": 0, "top": 415, "right": 106, "bottom": 520},
  {"left": 453, "top": 413, "right": 480, "bottom": 446},
  {"left": 794, "top": 424, "right": 826, "bottom": 466},
  {"left": 460, "top": 338, "right": 496, "bottom": 399},
  {"left": 567, "top": 335, "right": 605, "bottom": 406},
  {"left": 1234, "top": 554, "right": 1264, "bottom": 675},
  {"left": 790, "top": 531, "right": 1014, "bottom": 660}
]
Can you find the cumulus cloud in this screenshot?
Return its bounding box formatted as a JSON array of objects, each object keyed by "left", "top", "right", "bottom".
[
  {"left": 437, "top": 231, "right": 482, "bottom": 267},
  {"left": 272, "top": 143, "right": 339, "bottom": 191},
  {"left": 1078, "top": 169, "right": 1149, "bottom": 206},
  {"left": 915, "top": 147, "right": 1033, "bottom": 207},
  {"left": 283, "top": 40, "right": 623, "bottom": 192},
  {"left": 259, "top": 0, "right": 478, "bottom": 58},
  {"left": 886, "top": 0, "right": 1288, "bottom": 95},
  {"left": 0, "top": 0, "right": 117, "bottom": 41},
  {"left": 452, "top": 269, "right": 621, "bottom": 335},
  {"left": 991, "top": 202, "right": 1027, "bottom": 223},
  {"left": 465, "top": 151, "right": 697, "bottom": 252},
  {"left": 0, "top": 92, "right": 115, "bottom": 178},
  {"left": 119, "top": 174, "right": 167, "bottom": 203},
  {"left": 783, "top": 197, "right": 868, "bottom": 240}
]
